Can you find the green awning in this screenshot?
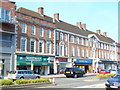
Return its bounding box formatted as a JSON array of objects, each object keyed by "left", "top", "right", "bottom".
[{"left": 17, "top": 61, "right": 51, "bottom": 66}]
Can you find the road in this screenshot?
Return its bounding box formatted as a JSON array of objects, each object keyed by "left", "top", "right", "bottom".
[{"left": 3, "top": 75, "right": 107, "bottom": 90}]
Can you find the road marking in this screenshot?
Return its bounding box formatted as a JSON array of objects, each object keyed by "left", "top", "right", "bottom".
[{"left": 74, "top": 83, "right": 105, "bottom": 88}]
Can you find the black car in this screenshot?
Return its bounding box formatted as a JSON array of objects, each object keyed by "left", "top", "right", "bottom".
[
  {"left": 64, "top": 67, "right": 85, "bottom": 78},
  {"left": 105, "top": 74, "right": 120, "bottom": 90}
]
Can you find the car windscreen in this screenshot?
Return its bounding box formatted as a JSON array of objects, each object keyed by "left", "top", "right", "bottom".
[
  {"left": 113, "top": 75, "right": 120, "bottom": 79},
  {"left": 65, "top": 68, "right": 73, "bottom": 71},
  {"left": 9, "top": 71, "right": 16, "bottom": 74}
]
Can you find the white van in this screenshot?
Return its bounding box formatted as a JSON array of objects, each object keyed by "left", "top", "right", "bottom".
[{"left": 8, "top": 70, "right": 40, "bottom": 80}]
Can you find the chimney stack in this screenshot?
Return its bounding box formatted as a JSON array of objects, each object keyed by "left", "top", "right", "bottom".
[
  {"left": 76, "top": 22, "right": 82, "bottom": 29},
  {"left": 96, "top": 29, "right": 101, "bottom": 35},
  {"left": 82, "top": 24, "right": 86, "bottom": 30},
  {"left": 54, "top": 13, "right": 59, "bottom": 21},
  {"left": 103, "top": 32, "right": 107, "bottom": 37},
  {"left": 38, "top": 7, "right": 44, "bottom": 16}
]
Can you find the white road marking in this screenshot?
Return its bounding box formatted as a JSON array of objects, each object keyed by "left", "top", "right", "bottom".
[{"left": 74, "top": 83, "right": 105, "bottom": 88}]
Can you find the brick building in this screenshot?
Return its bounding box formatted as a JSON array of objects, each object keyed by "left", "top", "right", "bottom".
[
  {"left": 0, "top": 0, "right": 16, "bottom": 76},
  {"left": 53, "top": 13, "right": 117, "bottom": 73},
  {"left": 15, "top": 7, "right": 55, "bottom": 75}
]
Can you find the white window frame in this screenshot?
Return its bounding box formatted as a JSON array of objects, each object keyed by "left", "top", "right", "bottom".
[
  {"left": 56, "top": 43, "right": 59, "bottom": 55},
  {"left": 22, "top": 23, "right": 27, "bottom": 33},
  {"left": 20, "top": 37, "right": 27, "bottom": 52},
  {"left": 39, "top": 40, "right": 44, "bottom": 53},
  {"left": 76, "top": 37, "right": 79, "bottom": 44},
  {"left": 64, "top": 34, "right": 67, "bottom": 42},
  {"left": 81, "top": 38, "right": 84, "bottom": 45},
  {"left": 56, "top": 32, "right": 59, "bottom": 40},
  {"left": 40, "top": 28, "right": 44, "bottom": 37},
  {"left": 76, "top": 48, "right": 80, "bottom": 57},
  {"left": 85, "top": 39, "right": 88, "bottom": 46},
  {"left": 72, "top": 48, "right": 75, "bottom": 56},
  {"left": 30, "top": 39, "right": 36, "bottom": 52},
  {"left": 71, "top": 36, "right": 74, "bottom": 43},
  {"left": 82, "top": 49, "right": 84, "bottom": 57},
  {"left": 46, "top": 41, "right": 52, "bottom": 54},
  {"left": 60, "top": 33, "right": 63, "bottom": 41},
  {"left": 86, "top": 50, "right": 88, "bottom": 57},
  {"left": 31, "top": 26, "right": 36, "bottom": 35},
  {"left": 48, "top": 29, "right": 51, "bottom": 38}
]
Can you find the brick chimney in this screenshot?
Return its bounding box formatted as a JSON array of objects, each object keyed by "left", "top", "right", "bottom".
[
  {"left": 38, "top": 7, "right": 44, "bottom": 16},
  {"left": 54, "top": 13, "right": 59, "bottom": 21},
  {"left": 103, "top": 32, "right": 107, "bottom": 37},
  {"left": 76, "top": 22, "right": 82, "bottom": 29},
  {"left": 96, "top": 30, "right": 101, "bottom": 35},
  {"left": 82, "top": 24, "right": 86, "bottom": 30}
]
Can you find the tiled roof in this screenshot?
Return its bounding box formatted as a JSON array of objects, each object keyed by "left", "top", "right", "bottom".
[
  {"left": 55, "top": 20, "right": 115, "bottom": 44},
  {"left": 16, "top": 7, "right": 53, "bottom": 23}
]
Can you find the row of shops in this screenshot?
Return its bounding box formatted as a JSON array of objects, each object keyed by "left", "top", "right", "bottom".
[
  {"left": 1, "top": 54, "right": 119, "bottom": 76},
  {"left": 14, "top": 55, "right": 120, "bottom": 75}
]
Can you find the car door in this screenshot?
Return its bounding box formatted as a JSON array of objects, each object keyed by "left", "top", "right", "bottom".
[{"left": 28, "top": 71, "right": 34, "bottom": 79}]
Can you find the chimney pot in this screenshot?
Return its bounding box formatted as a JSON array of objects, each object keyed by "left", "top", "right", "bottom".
[
  {"left": 38, "top": 7, "right": 44, "bottom": 16},
  {"left": 54, "top": 13, "right": 59, "bottom": 21},
  {"left": 82, "top": 24, "right": 86, "bottom": 30},
  {"left": 103, "top": 32, "right": 107, "bottom": 37},
  {"left": 76, "top": 22, "right": 82, "bottom": 29},
  {"left": 96, "top": 30, "right": 101, "bottom": 35}
]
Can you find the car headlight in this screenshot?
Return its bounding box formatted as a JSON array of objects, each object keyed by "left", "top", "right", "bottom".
[
  {"left": 113, "top": 82, "right": 119, "bottom": 86},
  {"left": 105, "top": 81, "right": 109, "bottom": 84}
]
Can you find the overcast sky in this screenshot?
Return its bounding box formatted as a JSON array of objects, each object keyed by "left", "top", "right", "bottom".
[{"left": 13, "top": 0, "right": 119, "bottom": 42}]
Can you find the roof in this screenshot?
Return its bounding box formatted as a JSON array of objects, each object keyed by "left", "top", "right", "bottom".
[
  {"left": 16, "top": 7, "right": 53, "bottom": 23},
  {"left": 55, "top": 20, "right": 115, "bottom": 44}
]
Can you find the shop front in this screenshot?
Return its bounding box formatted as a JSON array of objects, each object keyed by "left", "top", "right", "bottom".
[
  {"left": 55, "top": 58, "right": 70, "bottom": 74},
  {"left": 98, "top": 60, "right": 118, "bottom": 71},
  {"left": 16, "top": 55, "right": 51, "bottom": 75},
  {"left": 74, "top": 59, "right": 92, "bottom": 73}
]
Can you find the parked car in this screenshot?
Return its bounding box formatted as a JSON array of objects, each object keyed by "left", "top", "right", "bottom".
[
  {"left": 99, "top": 69, "right": 110, "bottom": 74},
  {"left": 8, "top": 70, "right": 40, "bottom": 80},
  {"left": 64, "top": 67, "right": 86, "bottom": 78},
  {"left": 105, "top": 74, "right": 120, "bottom": 89},
  {"left": 110, "top": 70, "right": 117, "bottom": 74},
  {"left": 0, "top": 75, "right": 4, "bottom": 79}
]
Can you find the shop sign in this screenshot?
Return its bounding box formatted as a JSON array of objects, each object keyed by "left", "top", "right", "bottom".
[
  {"left": 26, "top": 56, "right": 42, "bottom": 61},
  {"left": 75, "top": 59, "right": 92, "bottom": 63},
  {"left": 56, "top": 58, "right": 68, "bottom": 62}
]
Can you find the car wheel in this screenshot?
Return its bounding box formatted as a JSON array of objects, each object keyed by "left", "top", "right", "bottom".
[
  {"left": 36, "top": 76, "right": 40, "bottom": 79},
  {"left": 20, "top": 77, "right": 24, "bottom": 79},
  {"left": 74, "top": 74, "right": 78, "bottom": 78},
  {"left": 66, "top": 76, "right": 70, "bottom": 78}
]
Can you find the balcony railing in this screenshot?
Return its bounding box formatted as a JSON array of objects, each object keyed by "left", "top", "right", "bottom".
[{"left": 0, "top": 17, "right": 15, "bottom": 24}]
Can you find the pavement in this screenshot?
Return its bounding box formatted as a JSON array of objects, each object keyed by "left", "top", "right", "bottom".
[{"left": 41, "top": 73, "right": 97, "bottom": 78}]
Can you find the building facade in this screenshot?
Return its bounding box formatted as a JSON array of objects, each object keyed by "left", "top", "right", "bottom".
[
  {"left": 15, "top": 7, "right": 55, "bottom": 75},
  {"left": 0, "top": 0, "right": 16, "bottom": 76},
  {"left": 53, "top": 13, "right": 117, "bottom": 73}
]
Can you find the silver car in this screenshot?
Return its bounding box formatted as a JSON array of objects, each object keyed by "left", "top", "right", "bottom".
[{"left": 8, "top": 70, "right": 40, "bottom": 80}]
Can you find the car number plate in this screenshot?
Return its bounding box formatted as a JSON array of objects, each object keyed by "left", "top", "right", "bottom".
[
  {"left": 66, "top": 72, "right": 70, "bottom": 73},
  {"left": 9, "top": 74, "right": 13, "bottom": 76}
]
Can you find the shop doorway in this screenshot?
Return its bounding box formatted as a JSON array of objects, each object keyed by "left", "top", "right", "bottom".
[{"left": 85, "top": 65, "right": 89, "bottom": 73}]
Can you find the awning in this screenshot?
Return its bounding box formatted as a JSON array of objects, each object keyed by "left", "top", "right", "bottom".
[{"left": 17, "top": 61, "right": 51, "bottom": 66}]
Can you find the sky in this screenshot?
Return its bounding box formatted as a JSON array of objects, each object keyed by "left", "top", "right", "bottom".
[{"left": 13, "top": 0, "right": 119, "bottom": 42}]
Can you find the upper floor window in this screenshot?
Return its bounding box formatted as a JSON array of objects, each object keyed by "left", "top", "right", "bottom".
[
  {"left": 60, "top": 33, "right": 63, "bottom": 41},
  {"left": 86, "top": 50, "right": 88, "bottom": 57},
  {"left": 46, "top": 41, "right": 52, "bottom": 54},
  {"left": 40, "top": 28, "right": 44, "bottom": 37},
  {"left": 76, "top": 48, "right": 80, "bottom": 57},
  {"left": 82, "top": 49, "right": 84, "bottom": 57},
  {"left": 56, "top": 32, "right": 59, "bottom": 40},
  {"left": 76, "top": 37, "right": 79, "bottom": 44},
  {"left": 47, "top": 30, "right": 51, "bottom": 38},
  {"left": 21, "top": 37, "right": 27, "bottom": 52},
  {"left": 39, "top": 40, "right": 44, "bottom": 53},
  {"left": 64, "top": 34, "right": 67, "bottom": 42},
  {"left": 56, "top": 43, "right": 59, "bottom": 55},
  {"left": 71, "top": 36, "right": 74, "bottom": 43},
  {"left": 85, "top": 39, "right": 88, "bottom": 46},
  {"left": 31, "top": 26, "right": 36, "bottom": 35},
  {"left": 0, "top": 8, "right": 10, "bottom": 22},
  {"left": 30, "top": 39, "right": 36, "bottom": 52},
  {"left": 72, "top": 48, "right": 75, "bottom": 56},
  {"left": 81, "top": 38, "right": 84, "bottom": 45},
  {"left": 22, "top": 23, "right": 27, "bottom": 33}
]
